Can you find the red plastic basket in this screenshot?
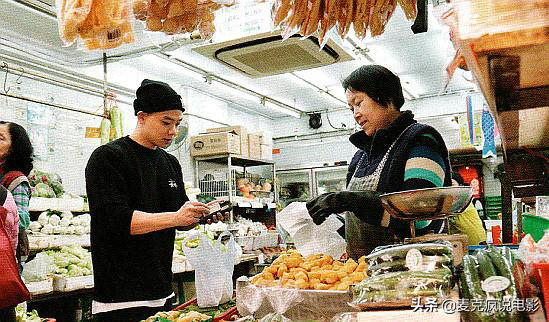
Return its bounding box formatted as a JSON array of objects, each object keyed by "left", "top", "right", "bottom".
[
  {"left": 532, "top": 263, "right": 549, "bottom": 321},
  {"left": 172, "top": 298, "right": 239, "bottom": 321}
]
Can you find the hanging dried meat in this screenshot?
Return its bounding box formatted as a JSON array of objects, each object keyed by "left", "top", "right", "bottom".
[
  {"left": 273, "top": 0, "right": 417, "bottom": 45},
  {"left": 441, "top": 7, "right": 469, "bottom": 91},
  {"left": 135, "top": 0, "right": 233, "bottom": 39},
  {"left": 57, "top": 0, "right": 135, "bottom": 50}
]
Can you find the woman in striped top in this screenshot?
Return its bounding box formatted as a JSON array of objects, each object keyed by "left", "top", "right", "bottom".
[
  {"left": 0, "top": 121, "right": 34, "bottom": 267},
  {"left": 307, "top": 65, "right": 452, "bottom": 258}
]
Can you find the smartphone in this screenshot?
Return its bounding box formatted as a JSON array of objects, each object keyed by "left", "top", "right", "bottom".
[{"left": 199, "top": 201, "right": 232, "bottom": 224}]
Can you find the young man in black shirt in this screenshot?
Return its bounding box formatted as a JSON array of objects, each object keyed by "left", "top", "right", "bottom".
[{"left": 86, "top": 79, "right": 218, "bottom": 322}]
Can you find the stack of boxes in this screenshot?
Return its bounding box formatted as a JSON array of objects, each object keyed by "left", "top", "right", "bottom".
[{"left": 190, "top": 125, "right": 272, "bottom": 160}]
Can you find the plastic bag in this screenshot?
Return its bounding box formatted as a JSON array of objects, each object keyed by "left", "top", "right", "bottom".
[
  {"left": 366, "top": 242, "right": 454, "bottom": 277},
  {"left": 276, "top": 202, "right": 346, "bottom": 259},
  {"left": 56, "top": 0, "right": 135, "bottom": 50},
  {"left": 517, "top": 233, "right": 549, "bottom": 277},
  {"left": 183, "top": 230, "right": 236, "bottom": 307},
  {"left": 351, "top": 269, "right": 453, "bottom": 304}
]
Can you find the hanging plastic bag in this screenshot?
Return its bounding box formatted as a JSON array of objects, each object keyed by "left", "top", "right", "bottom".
[
  {"left": 182, "top": 230, "right": 236, "bottom": 307},
  {"left": 276, "top": 202, "right": 346, "bottom": 259},
  {"left": 56, "top": 0, "right": 135, "bottom": 50}
]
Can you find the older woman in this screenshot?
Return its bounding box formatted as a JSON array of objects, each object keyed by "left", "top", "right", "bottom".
[
  {"left": 307, "top": 65, "right": 452, "bottom": 259},
  {"left": 0, "top": 121, "right": 33, "bottom": 266}
]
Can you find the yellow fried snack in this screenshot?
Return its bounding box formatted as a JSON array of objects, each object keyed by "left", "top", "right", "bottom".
[
  {"left": 356, "top": 262, "right": 367, "bottom": 273},
  {"left": 350, "top": 271, "right": 367, "bottom": 283},
  {"left": 277, "top": 263, "right": 288, "bottom": 277},
  {"left": 263, "top": 272, "right": 275, "bottom": 281},
  {"left": 307, "top": 271, "right": 321, "bottom": 280},
  {"left": 295, "top": 279, "right": 309, "bottom": 289},
  {"left": 250, "top": 251, "right": 368, "bottom": 291},
  {"left": 295, "top": 271, "right": 309, "bottom": 282}
]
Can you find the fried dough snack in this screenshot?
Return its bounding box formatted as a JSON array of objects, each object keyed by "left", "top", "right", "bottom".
[
  {"left": 135, "top": 0, "right": 231, "bottom": 39},
  {"left": 57, "top": 0, "right": 134, "bottom": 50},
  {"left": 251, "top": 250, "right": 368, "bottom": 291}
]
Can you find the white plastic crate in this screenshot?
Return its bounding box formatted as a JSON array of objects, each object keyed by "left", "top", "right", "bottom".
[
  {"left": 57, "top": 198, "right": 85, "bottom": 212},
  {"left": 29, "top": 198, "right": 59, "bottom": 212},
  {"left": 235, "top": 236, "right": 255, "bottom": 251},
  {"left": 53, "top": 275, "right": 94, "bottom": 292},
  {"left": 26, "top": 278, "right": 54, "bottom": 295},
  {"left": 253, "top": 232, "right": 279, "bottom": 249}
]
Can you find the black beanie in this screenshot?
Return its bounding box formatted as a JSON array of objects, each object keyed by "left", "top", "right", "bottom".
[{"left": 133, "top": 79, "right": 185, "bottom": 115}]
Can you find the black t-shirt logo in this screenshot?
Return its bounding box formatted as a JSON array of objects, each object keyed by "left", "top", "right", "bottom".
[{"left": 168, "top": 179, "right": 177, "bottom": 188}]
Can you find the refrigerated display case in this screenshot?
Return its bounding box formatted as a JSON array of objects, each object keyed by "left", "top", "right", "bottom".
[
  {"left": 277, "top": 170, "right": 313, "bottom": 208},
  {"left": 277, "top": 166, "right": 349, "bottom": 207},
  {"left": 313, "top": 166, "right": 348, "bottom": 195}
]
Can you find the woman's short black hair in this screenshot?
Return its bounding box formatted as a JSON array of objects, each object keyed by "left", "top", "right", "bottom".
[
  {"left": 451, "top": 172, "right": 465, "bottom": 186},
  {"left": 1, "top": 121, "right": 34, "bottom": 176},
  {"left": 342, "top": 65, "right": 405, "bottom": 110}
]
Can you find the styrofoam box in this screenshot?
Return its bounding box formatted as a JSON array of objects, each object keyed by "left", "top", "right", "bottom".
[
  {"left": 236, "top": 236, "right": 255, "bottom": 251},
  {"left": 172, "top": 262, "right": 186, "bottom": 274},
  {"left": 29, "top": 198, "right": 59, "bottom": 212},
  {"left": 57, "top": 198, "right": 85, "bottom": 211},
  {"left": 253, "top": 232, "right": 279, "bottom": 249},
  {"left": 53, "top": 275, "right": 94, "bottom": 292},
  {"left": 26, "top": 278, "right": 54, "bottom": 295}
]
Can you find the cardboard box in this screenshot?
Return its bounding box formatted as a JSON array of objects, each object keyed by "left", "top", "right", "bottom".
[
  {"left": 207, "top": 126, "right": 249, "bottom": 157},
  {"left": 190, "top": 132, "right": 241, "bottom": 157},
  {"left": 248, "top": 134, "right": 262, "bottom": 159},
  {"left": 249, "top": 131, "right": 273, "bottom": 145},
  {"left": 260, "top": 144, "right": 273, "bottom": 160}
]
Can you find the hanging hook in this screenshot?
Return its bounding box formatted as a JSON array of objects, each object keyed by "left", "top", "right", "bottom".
[
  {"left": 2, "top": 62, "right": 10, "bottom": 94},
  {"left": 14, "top": 67, "right": 24, "bottom": 85}
]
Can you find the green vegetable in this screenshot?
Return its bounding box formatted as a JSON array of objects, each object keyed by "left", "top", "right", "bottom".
[
  {"left": 367, "top": 243, "right": 453, "bottom": 266},
  {"left": 178, "top": 299, "right": 236, "bottom": 317},
  {"left": 368, "top": 255, "right": 452, "bottom": 276},
  {"left": 352, "top": 269, "right": 453, "bottom": 304},
  {"left": 33, "top": 183, "right": 56, "bottom": 198},
  {"left": 110, "top": 106, "right": 123, "bottom": 140},
  {"left": 459, "top": 271, "right": 470, "bottom": 299},
  {"left": 463, "top": 255, "right": 484, "bottom": 299},
  {"left": 475, "top": 251, "right": 501, "bottom": 298},
  {"left": 100, "top": 117, "right": 111, "bottom": 145}
]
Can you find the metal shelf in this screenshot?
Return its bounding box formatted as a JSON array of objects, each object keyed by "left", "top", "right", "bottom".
[
  {"left": 194, "top": 154, "right": 277, "bottom": 223},
  {"left": 194, "top": 154, "right": 275, "bottom": 167}
]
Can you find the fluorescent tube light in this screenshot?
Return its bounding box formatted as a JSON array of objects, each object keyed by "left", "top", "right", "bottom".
[
  {"left": 212, "top": 80, "right": 259, "bottom": 102},
  {"left": 263, "top": 99, "right": 301, "bottom": 118}
]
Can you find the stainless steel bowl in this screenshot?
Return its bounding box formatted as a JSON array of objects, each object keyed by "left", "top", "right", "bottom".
[{"left": 380, "top": 186, "right": 473, "bottom": 221}]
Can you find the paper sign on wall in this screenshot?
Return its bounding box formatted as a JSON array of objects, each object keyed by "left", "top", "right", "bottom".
[{"left": 85, "top": 127, "right": 101, "bottom": 138}]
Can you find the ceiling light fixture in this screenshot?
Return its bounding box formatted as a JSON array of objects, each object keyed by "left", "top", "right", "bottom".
[
  {"left": 291, "top": 73, "right": 347, "bottom": 105},
  {"left": 261, "top": 98, "right": 302, "bottom": 118},
  {"left": 212, "top": 79, "right": 259, "bottom": 102}
]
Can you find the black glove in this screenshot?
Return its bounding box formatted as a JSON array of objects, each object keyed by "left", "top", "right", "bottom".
[{"left": 306, "top": 191, "right": 384, "bottom": 225}]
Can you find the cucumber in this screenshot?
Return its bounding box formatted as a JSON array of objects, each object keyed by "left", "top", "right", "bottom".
[
  {"left": 476, "top": 251, "right": 501, "bottom": 298},
  {"left": 367, "top": 244, "right": 453, "bottom": 266},
  {"left": 486, "top": 249, "right": 516, "bottom": 298},
  {"left": 353, "top": 288, "right": 444, "bottom": 304},
  {"left": 463, "top": 255, "right": 484, "bottom": 299},
  {"left": 109, "top": 106, "right": 123, "bottom": 140},
  {"left": 459, "top": 271, "right": 470, "bottom": 299},
  {"left": 100, "top": 117, "right": 111, "bottom": 145},
  {"left": 368, "top": 255, "right": 452, "bottom": 276},
  {"left": 487, "top": 248, "right": 523, "bottom": 322}
]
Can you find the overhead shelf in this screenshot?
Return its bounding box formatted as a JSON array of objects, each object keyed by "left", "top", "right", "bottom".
[
  {"left": 453, "top": 0, "right": 549, "bottom": 152},
  {"left": 193, "top": 153, "right": 275, "bottom": 167}
]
